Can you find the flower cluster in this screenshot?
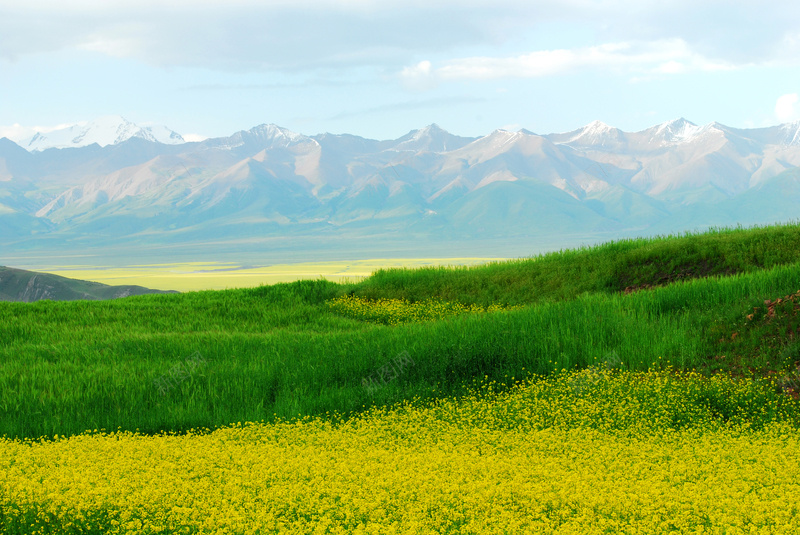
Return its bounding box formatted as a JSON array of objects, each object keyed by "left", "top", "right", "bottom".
[
  {"left": 2, "top": 369, "right": 799, "bottom": 534},
  {"left": 326, "top": 294, "right": 519, "bottom": 325}
]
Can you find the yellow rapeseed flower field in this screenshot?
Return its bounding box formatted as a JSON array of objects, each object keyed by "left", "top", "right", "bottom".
[
  {"left": 326, "top": 295, "right": 520, "bottom": 325},
  {"left": 2, "top": 370, "right": 800, "bottom": 534}
]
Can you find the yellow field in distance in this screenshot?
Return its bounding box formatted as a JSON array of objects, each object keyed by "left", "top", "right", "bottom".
[{"left": 41, "top": 258, "right": 507, "bottom": 292}]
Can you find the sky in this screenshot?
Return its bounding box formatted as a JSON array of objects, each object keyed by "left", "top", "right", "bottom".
[{"left": 1, "top": 0, "right": 800, "bottom": 142}]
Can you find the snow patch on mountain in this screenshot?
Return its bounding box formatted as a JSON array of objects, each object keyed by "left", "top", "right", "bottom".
[
  {"left": 779, "top": 121, "right": 800, "bottom": 145},
  {"left": 20, "top": 116, "right": 185, "bottom": 152}
]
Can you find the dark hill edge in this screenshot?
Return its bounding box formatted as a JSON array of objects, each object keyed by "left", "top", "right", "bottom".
[{"left": 0, "top": 266, "right": 177, "bottom": 302}]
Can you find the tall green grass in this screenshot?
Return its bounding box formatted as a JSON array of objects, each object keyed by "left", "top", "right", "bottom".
[
  {"left": 4, "top": 224, "right": 800, "bottom": 439},
  {"left": 0, "top": 256, "right": 800, "bottom": 437}
]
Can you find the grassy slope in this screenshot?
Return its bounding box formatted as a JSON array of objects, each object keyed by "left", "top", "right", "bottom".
[
  {"left": 353, "top": 223, "right": 800, "bottom": 305},
  {"left": 3, "top": 223, "right": 800, "bottom": 439}
]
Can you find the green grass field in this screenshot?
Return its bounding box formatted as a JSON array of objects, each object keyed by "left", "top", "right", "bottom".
[
  {"left": 3, "top": 222, "right": 800, "bottom": 439},
  {"left": 4, "top": 222, "right": 800, "bottom": 533}
]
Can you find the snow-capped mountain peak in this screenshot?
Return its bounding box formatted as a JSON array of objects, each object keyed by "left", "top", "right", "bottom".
[
  {"left": 199, "top": 123, "right": 313, "bottom": 152},
  {"left": 569, "top": 120, "right": 620, "bottom": 143},
  {"left": 20, "top": 116, "right": 185, "bottom": 152},
  {"left": 547, "top": 120, "right": 625, "bottom": 150},
  {"left": 387, "top": 123, "right": 474, "bottom": 153},
  {"left": 249, "top": 124, "right": 307, "bottom": 144},
  {"left": 211, "top": 124, "right": 310, "bottom": 151},
  {"left": 651, "top": 118, "right": 704, "bottom": 144},
  {"left": 583, "top": 120, "right": 613, "bottom": 134},
  {"left": 414, "top": 123, "right": 446, "bottom": 136}
]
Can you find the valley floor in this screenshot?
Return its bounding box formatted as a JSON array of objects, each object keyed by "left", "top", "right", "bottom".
[{"left": 34, "top": 258, "right": 505, "bottom": 292}]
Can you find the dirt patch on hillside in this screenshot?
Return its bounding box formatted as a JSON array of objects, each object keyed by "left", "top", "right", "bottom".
[
  {"left": 709, "top": 289, "right": 800, "bottom": 399},
  {"left": 620, "top": 259, "right": 738, "bottom": 294}
]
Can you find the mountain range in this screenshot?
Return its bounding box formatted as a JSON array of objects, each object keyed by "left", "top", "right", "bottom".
[
  {"left": 17, "top": 116, "right": 185, "bottom": 152},
  {"left": 2, "top": 116, "right": 800, "bottom": 265}
]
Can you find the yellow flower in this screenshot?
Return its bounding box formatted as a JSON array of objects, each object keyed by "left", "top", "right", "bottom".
[{"left": 2, "top": 370, "right": 799, "bottom": 533}]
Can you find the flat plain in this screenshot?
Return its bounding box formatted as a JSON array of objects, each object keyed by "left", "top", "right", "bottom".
[{"left": 38, "top": 258, "right": 506, "bottom": 292}]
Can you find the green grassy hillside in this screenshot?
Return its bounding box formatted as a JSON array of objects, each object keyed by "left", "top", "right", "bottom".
[
  {"left": 352, "top": 222, "right": 800, "bottom": 305},
  {"left": 3, "top": 222, "right": 800, "bottom": 439}
]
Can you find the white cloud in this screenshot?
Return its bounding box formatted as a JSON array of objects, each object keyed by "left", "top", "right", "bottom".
[
  {"left": 0, "top": 2, "right": 497, "bottom": 70},
  {"left": 404, "top": 60, "right": 432, "bottom": 76},
  {"left": 654, "top": 60, "right": 686, "bottom": 74},
  {"left": 400, "top": 61, "right": 435, "bottom": 90},
  {"left": 401, "top": 39, "right": 735, "bottom": 85},
  {"left": 2, "top": 1, "right": 798, "bottom": 71},
  {"left": 0, "top": 124, "right": 30, "bottom": 141},
  {"left": 183, "top": 133, "right": 209, "bottom": 142},
  {"left": 775, "top": 93, "right": 800, "bottom": 123}
]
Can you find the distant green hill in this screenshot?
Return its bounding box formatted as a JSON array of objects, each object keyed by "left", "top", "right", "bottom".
[
  {"left": 352, "top": 222, "right": 800, "bottom": 306},
  {"left": 0, "top": 266, "right": 177, "bottom": 302}
]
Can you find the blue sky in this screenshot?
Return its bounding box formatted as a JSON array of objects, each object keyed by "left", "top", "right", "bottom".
[{"left": 1, "top": 0, "right": 799, "bottom": 142}]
